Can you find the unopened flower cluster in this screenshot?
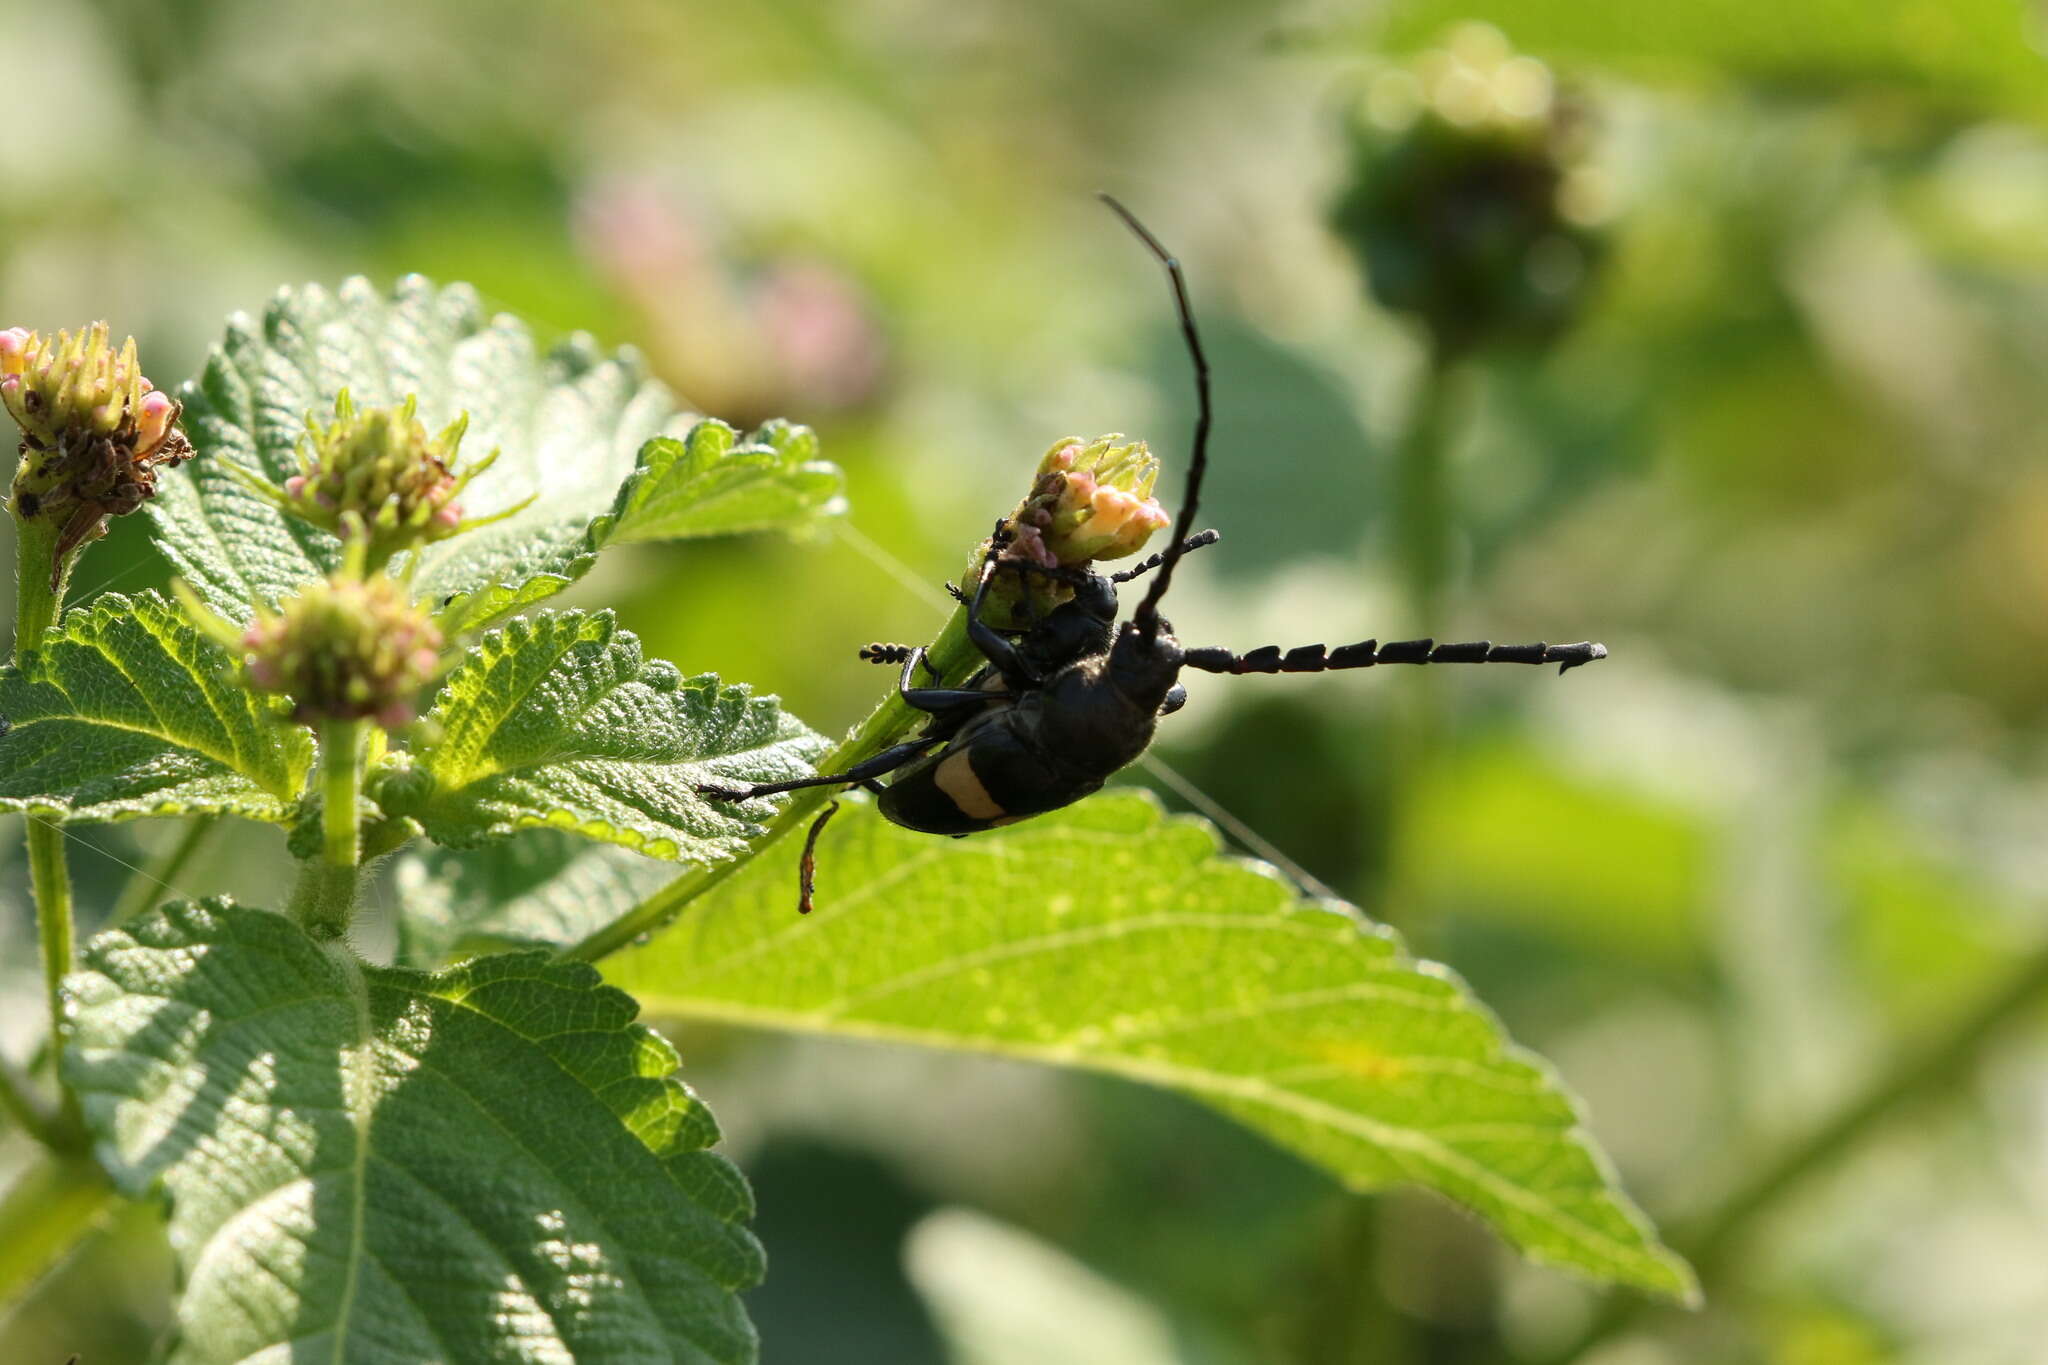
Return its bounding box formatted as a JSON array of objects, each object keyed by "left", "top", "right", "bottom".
[
  {"left": 250, "top": 390, "right": 512, "bottom": 570},
  {"left": 1007, "top": 435, "right": 1168, "bottom": 568},
  {"left": 3, "top": 323, "right": 191, "bottom": 574},
  {"left": 238, "top": 573, "right": 443, "bottom": 729}
]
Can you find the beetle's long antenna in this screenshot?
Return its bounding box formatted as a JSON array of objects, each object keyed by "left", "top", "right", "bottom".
[{"left": 1099, "top": 193, "right": 1210, "bottom": 641}]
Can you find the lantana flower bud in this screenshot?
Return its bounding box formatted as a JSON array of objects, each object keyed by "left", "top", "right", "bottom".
[
  {"left": 232, "top": 572, "right": 444, "bottom": 730},
  {"left": 4, "top": 322, "right": 193, "bottom": 582},
  {"left": 1008, "top": 435, "right": 1169, "bottom": 568},
  {"left": 959, "top": 434, "right": 1173, "bottom": 632},
  {"left": 239, "top": 390, "right": 526, "bottom": 572}
]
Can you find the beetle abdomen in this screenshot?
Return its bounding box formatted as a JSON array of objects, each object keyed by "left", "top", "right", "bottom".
[{"left": 877, "top": 715, "right": 1096, "bottom": 835}]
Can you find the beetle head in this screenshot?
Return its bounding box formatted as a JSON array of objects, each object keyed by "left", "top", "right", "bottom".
[{"left": 1108, "top": 617, "right": 1185, "bottom": 710}]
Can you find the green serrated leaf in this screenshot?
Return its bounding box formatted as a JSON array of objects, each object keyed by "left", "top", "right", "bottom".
[
  {"left": 603, "top": 791, "right": 1697, "bottom": 1300},
  {"left": 153, "top": 276, "right": 684, "bottom": 628},
  {"left": 150, "top": 275, "right": 846, "bottom": 635},
  {"left": 0, "top": 591, "right": 311, "bottom": 823},
  {"left": 382, "top": 609, "right": 827, "bottom": 861},
  {"left": 65, "top": 898, "right": 760, "bottom": 1364},
  {"left": 605, "top": 418, "right": 845, "bottom": 546},
  {"left": 395, "top": 833, "right": 680, "bottom": 967}
]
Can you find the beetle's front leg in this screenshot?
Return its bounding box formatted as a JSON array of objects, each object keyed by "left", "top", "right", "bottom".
[
  {"left": 966, "top": 527, "right": 1044, "bottom": 690},
  {"left": 893, "top": 645, "right": 1010, "bottom": 712}
]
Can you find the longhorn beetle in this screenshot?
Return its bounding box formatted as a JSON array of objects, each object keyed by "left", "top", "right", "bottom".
[{"left": 700, "top": 195, "right": 1605, "bottom": 910}]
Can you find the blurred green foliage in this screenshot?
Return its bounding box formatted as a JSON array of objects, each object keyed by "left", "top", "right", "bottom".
[{"left": 6, "top": 0, "right": 2048, "bottom": 1361}]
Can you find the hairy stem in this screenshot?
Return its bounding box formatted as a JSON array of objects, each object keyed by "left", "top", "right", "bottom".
[
  {"left": 13, "top": 516, "right": 82, "bottom": 1127},
  {"left": 0, "top": 1155, "right": 118, "bottom": 1314},
  {"left": 106, "top": 814, "right": 220, "bottom": 928},
  {"left": 1545, "top": 936, "right": 2048, "bottom": 1364},
  {"left": 567, "top": 603, "right": 980, "bottom": 962},
  {"left": 288, "top": 719, "right": 366, "bottom": 939},
  {"left": 12, "top": 513, "right": 72, "bottom": 657},
  {"left": 25, "top": 817, "right": 76, "bottom": 1084},
  {"left": 0, "top": 1054, "right": 64, "bottom": 1150},
  {"left": 287, "top": 860, "right": 360, "bottom": 940},
  {"left": 320, "top": 718, "right": 364, "bottom": 869}
]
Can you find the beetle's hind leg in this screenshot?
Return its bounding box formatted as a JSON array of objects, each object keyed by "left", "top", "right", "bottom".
[
  {"left": 697, "top": 735, "right": 943, "bottom": 803},
  {"left": 797, "top": 801, "right": 841, "bottom": 915}
]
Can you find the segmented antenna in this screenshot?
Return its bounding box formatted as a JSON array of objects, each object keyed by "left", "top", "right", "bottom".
[
  {"left": 1098, "top": 194, "right": 1211, "bottom": 641},
  {"left": 1183, "top": 638, "right": 1608, "bottom": 677}
]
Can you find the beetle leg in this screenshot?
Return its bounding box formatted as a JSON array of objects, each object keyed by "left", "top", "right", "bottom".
[
  {"left": 965, "top": 535, "right": 1043, "bottom": 690},
  {"left": 893, "top": 645, "right": 1008, "bottom": 712},
  {"left": 697, "top": 735, "right": 943, "bottom": 802},
  {"left": 797, "top": 801, "right": 841, "bottom": 914}
]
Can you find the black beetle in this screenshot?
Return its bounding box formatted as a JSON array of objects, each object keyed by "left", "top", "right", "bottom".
[{"left": 700, "top": 196, "right": 1604, "bottom": 909}]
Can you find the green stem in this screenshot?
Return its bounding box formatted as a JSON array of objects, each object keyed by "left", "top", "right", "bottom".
[
  {"left": 567, "top": 604, "right": 982, "bottom": 963},
  {"left": 25, "top": 817, "right": 75, "bottom": 1076},
  {"left": 288, "top": 718, "right": 365, "bottom": 939},
  {"left": 320, "top": 718, "right": 364, "bottom": 869},
  {"left": 106, "top": 814, "right": 220, "bottom": 928},
  {"left": 1544, "top": 937, "right": 2048, "bottom": 1364},
  {"left": 1395, "top": 348, "right": 1457, "bottom": 645},
  {"left": 0, "top": 1054, "right": 63, "bottom": 1150},
  {"left": 13, "top": 517, "right": 81, "bottom": 1124},
  {"left": 1378, "top": 349, "right": 1461, "bottom": 935},
  {"left": 0, "top": 1155, "right": 118, "bottom": 1314},
  {"left": 12, "top": 513, "right": 71, "bottom": 658},
  {"left": 286, "top": 861, "right": 360, "bottom": 940}
]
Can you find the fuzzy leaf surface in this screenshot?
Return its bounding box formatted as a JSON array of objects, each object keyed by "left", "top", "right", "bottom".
[
  {"left": 606, "top": 419, "right": 845, "bottom": 545},
  {"left": 603, "top": 792, "right": 1696, "bottom": 1299},
  {"left": 65, "top": 898, "right": 760, "bottom": 1364},
  {"left": 0, "top": 591, "right": 310, "bottom": 823},
  {"left": 382, "top": 610, "right": 826, "bottom": 861},
  {"left": 151, "top": 274, "right": 676, "bottom": 628},
  {"left": 396, "top": 833, "right": 679, "bottom": 967}
]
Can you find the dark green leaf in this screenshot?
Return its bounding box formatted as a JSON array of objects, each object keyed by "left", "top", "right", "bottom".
[
  {"left": 0, "top": 592, "right": 310, "bottom": 824},
  {"left": 395, "top": 833, "right": 679, "bottom": 967},
  {"left": 65, "top": 898, "right": 760, "bottom": 1364},
  {"left": 381, "top": 610, "right": 826, "bottom": 861}
]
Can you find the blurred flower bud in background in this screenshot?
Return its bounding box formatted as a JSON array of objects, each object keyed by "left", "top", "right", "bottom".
[
  {"left": 577, "top": 179, "right": 888, "bottom": 429},
  {"left": 1330, "top": 24, "right": 1612, "bottom": 358}
]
